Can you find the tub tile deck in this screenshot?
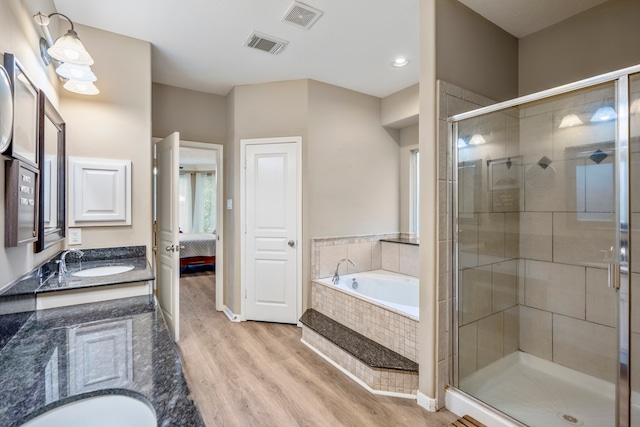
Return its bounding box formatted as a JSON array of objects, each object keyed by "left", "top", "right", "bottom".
[{"left": 299, "top": 309, "right": 418, "bottom": 372}]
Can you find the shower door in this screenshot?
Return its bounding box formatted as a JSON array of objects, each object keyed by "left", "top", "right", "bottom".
[
  {"left": 630, "top": 73, "right": 640, "bottom": 427},
  {"left": 452, "top": 74, "right": 635, "bottom": 426}
]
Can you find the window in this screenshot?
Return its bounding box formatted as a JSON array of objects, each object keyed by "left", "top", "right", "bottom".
[
  {"left": 410, "top": 149, "right": 419, "bottom": 236},
  {"left": 179, "top": 172, "right": 216, "bottom": 233}
]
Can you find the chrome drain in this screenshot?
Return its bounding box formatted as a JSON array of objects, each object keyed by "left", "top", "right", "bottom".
[{"left": 557, "top": 412, "right": 583, "bottom": 426}]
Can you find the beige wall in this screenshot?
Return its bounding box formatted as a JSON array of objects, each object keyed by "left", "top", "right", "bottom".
[
  {"left": 224, "top": 87, "right": 236, "bottom": 311},
  {"left": 381, "top": 83, "right": 419, "bottom": 128},
  {"left": 420, "top": 0, "right": 439, "bottom": 403},
  {"left": 0, "top": 0, "right": 63, "bottom": 289},
  {"left": 519, "top": 0, "right": 640, "bottom": 96},
  {"left": 435, "top": 0, "right": 518, "bottom": 102},
  {"left": 307, "top": 80, "right": 401, "bottom": 307},
  {"left": 152, "top": 83, "right": 226, "bottom": 143},
  {"left": 223, "top": 79, "right": 401, "bottom": 313},
  {"left": 60, "top": 25, "right": 152, "bottom": 257},
  {"left": 225, "top": 80, "right": 309, "bottom": 312}
]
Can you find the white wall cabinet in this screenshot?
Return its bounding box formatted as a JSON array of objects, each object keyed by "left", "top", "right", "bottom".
[{"left": 69, "top": 157, "right": 131, "bottom": 226}]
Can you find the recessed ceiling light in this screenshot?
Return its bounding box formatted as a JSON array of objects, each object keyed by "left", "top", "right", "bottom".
[{"left": 392, "top": 58, "right": 409, "bottom": 67}]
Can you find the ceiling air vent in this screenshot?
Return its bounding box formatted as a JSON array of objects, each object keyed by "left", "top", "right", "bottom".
[
  {"left": 282, "top": 2, "right": 323, "bottom": 29},
  {"left": 245, "top": 32, "right": 289, "bottom": 55}
]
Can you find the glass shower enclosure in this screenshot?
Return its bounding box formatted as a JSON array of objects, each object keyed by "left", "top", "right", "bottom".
[{"left": 450, "top": 67, "right": 640, "bottom": 427}]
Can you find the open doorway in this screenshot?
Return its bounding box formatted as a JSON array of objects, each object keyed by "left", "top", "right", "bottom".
[
  {"left": 153, "top": 136, "right": 224, "bottom": 341},
  {"left": 178, "top": 141, "right": 224, "bottom": 313}
]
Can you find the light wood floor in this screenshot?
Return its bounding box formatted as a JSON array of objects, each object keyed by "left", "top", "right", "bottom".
[{"left": 178, "top": 271, "right": 459, "bottom": 427}]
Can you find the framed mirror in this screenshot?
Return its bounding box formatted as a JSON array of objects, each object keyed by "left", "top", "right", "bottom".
[
  {"left": 4, "top": 53, "right": 39, "bottom": 167},
  {"left": 36, "top": 90, "right": 65, "bottom": 252}
]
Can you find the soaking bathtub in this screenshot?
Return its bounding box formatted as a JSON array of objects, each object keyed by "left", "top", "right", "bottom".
[{"left": 315, "top": 270, "right": 419, "bottom": 319}]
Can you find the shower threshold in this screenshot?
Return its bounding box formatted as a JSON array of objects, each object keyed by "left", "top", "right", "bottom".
[{"left": 451, "top": 351, "right": 639, "bottom": 427}]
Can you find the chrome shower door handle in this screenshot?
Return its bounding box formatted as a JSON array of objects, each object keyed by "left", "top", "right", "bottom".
[{"left": 608, "top": 263, "right": 620, "bottom": 289}]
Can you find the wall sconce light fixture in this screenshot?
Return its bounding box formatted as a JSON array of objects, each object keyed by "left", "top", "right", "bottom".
[
  {"left": 33, "top": 12, "right": 99, "bottom": 95},
  {"left": 468, "top": 133, "right": 486, "bottom": 145},
  {"left": 590, "top": 105, "right": 617, "bottom": 122},
  {"left": 558, "top": 114, "right": 583, "bottom": 128}
]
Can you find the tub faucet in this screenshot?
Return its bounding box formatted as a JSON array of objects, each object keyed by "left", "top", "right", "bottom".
[
  {"left": 57, "top": 248, "right": 84, "bottom": 276},
  {"left": 332, "top": 258, "right": 355, "bottom": 284}
]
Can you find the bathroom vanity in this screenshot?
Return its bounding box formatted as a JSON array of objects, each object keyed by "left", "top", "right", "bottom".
[{"left": 0, "top": 247, "right": 204, "bottom": 427}]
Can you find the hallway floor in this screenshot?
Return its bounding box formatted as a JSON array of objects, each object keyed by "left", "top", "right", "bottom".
[{"left": 177, "top": 271, "right": 458, "bottom": 426}]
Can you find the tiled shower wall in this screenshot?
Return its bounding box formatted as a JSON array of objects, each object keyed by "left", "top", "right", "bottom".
[
  {"left": 438, "top": 82, "right": 520, "bottom": 404},
  {"left": 445, "top": 80, "right": 640, "bottom": 398},
  {"left": 436, "top": 81, "right": 501, "bottom": 407},
  {"left": 515, "top": 85, "right": 640, "bottom": 386}
]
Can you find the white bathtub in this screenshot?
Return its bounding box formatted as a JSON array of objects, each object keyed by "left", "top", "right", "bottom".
[{"left": 316, "top": 270, "right": 419, "bottom": 319}]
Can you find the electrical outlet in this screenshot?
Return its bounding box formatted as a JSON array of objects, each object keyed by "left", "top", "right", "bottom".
[{"left": 69, "top": 228, "right": 82, "bottom": 245}]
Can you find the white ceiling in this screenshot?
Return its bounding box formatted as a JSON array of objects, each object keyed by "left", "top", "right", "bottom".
[
  {"left": 52, "top": 0, "right": 609, "bottom": 98},
  {"left": 52, "top": 0, "right": 419, "bottom": 98}
]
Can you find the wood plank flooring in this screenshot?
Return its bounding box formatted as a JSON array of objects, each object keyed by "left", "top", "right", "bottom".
[{"left": 178, "top": 271, "right": 459, "bottom": 427}]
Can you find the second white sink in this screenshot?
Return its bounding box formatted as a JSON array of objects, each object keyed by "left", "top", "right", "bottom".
[
  {"left": 20, "top": 394, "right": 156, "bottom": 427},
  {"left": 72, "top": 265, "right": 135, "bottom": 277}
]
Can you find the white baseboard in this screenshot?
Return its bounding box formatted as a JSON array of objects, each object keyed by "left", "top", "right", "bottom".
[
  {"left": 301, "top": 338, "right": 416, "bottom": 400},
  {"left": 417, "top": 391, "right": 438, "bottom": 412},
  {"left": 223, "top": 305, "right": 241, "bottom": 322}
]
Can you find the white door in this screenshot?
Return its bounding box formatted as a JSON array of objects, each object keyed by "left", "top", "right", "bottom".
[
  {"left": 244, "top": 140, "right": 299, "bottom": 323},
  {"left": 156, "top": 132, "right": 180, "bottom": 340}
]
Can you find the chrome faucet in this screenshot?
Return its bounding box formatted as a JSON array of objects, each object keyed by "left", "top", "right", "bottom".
[
  {"left": 332, "top": 258, "right": 355, "bottom": 284},
  {"left": 57, "top": 248, "right": 84, "bottom": 277}
]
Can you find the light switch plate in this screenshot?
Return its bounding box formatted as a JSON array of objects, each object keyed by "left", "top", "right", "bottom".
[
  {"left": 226, "top": 199, "right": 233, "bottom": 210},
  {"left": 69, "top": 228, "right": 82, "bottom": 245}
]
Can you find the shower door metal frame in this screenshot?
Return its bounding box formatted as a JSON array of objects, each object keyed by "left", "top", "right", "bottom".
[{"left": 448, "top": 64, "right": 639, "bottom": 427}]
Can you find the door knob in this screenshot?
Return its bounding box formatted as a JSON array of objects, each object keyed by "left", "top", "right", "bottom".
[
  {"left": 166, "top": 245, "right": 174, "bottom": 252},
  {"left": 288, "top": 240, "right": 295, "bottom": 247}
]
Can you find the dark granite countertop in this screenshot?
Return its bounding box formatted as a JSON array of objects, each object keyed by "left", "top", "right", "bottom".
[
  {"left": 300, "top": 309, "right": 418, "bottom": 372},
  {"left": 0, "top": 296, "right": 204, "bottom": 427},
  {"left": 380, "top": 237, "right": 419, "bottom": 246},
  {"left": 0, "top": 246, "right": 154, "bottom": 317}
]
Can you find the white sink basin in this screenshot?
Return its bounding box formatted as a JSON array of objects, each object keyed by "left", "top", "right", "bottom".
[
  {"left": 72, "top": 265, "right": 135, "bottom": 277},
  {"left": 21, "top": 394, "right": 156, "bottom": 427}
]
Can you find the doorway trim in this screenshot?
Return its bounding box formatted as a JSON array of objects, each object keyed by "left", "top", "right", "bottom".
[
  {"left": 179, "top": 140, "right": 225, "bottom": 313},
  {"left": 239, "top": 136, "right": 302, "bottom": 322}
]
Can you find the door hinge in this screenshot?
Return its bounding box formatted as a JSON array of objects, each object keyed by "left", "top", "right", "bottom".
[
  {"left": 244, "top": 159, "right": 247, "bottom": 169},
  {"left": 245, "top": 289, "right": 247, "bottom": 299}
]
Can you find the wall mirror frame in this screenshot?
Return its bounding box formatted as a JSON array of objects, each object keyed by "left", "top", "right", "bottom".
[
  {"left": 36, "top": 90, "right": 65, "bottom": 252},
  {"left": 3, "top": 53, "right": 39, "bottom": 167}
]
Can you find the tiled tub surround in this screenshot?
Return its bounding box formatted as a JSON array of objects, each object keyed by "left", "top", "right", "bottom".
[
  {"left": 300, "top": 309, "right": 419, "bottom": 395},
  {"left": 312, "top": 276, "right": 419, "bottom": 363},
  {"left": 310, "top": 233, "right": 420, "bottom": 357},
  {"left": 308, "top": 235, "right": 420, "bottom": 395},
  {"left": 0, "top": 296, "right": 204, "bottom": 427},
  {"left": 311, "top": 233, "right": 419, "bottom": 280}
]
